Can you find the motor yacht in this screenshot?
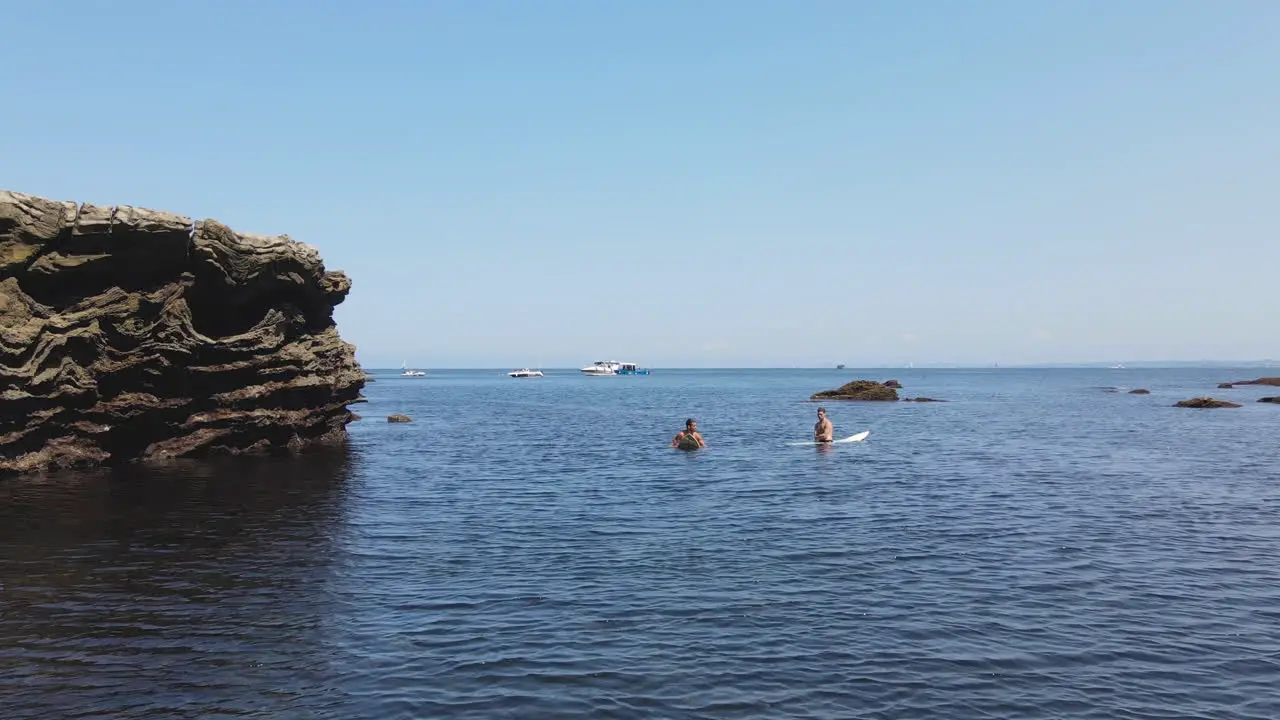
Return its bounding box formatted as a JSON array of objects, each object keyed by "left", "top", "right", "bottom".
[{"left": 580, "top": 361, "right": 621, "bottom": 376}]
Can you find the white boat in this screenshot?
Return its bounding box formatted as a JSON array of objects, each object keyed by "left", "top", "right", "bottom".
[
  {"left": 400, "top": 361, "right": 425, "bottom": 377},
  {"left": 579, "top": 360, "right": 650, "bottom": 376},
  {"left": 580, "top": 360, "right": 622, "bottom": 376},
  {"left": 507, "top": 368, "right": 544, "bottom": 378}
]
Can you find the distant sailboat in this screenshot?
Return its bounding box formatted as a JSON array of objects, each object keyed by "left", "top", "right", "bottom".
[{"left": 401, "top": 361, "right": 425, "bottom": 377}]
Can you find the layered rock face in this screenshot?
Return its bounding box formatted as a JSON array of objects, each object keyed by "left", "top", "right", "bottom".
[{"left": 0, "top": 190, "right": 365, "bottom": 474}]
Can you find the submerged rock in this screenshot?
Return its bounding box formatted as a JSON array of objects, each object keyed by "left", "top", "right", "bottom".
[
  {"left": 0, "top": 190, "right": 365, "bottom": 475},
  {"left": 903, "top": 397, "right": 945, "bottom": 402},
  {"left": 1174, "top": 397, "right": 1241, "bottom": 409},
  {"left": 387, "top": 414, "right": 412, "bottom": 423},
  {"left": 1129, "top": 388, "right": 1151, "bottom": 395},
  {"left": 1259, "top": 397, "right": 1280, "bottom": 404},
  {"left": 811, "top": 380, "right": 899, "bottom": 401},
  {"left": 1217, "top": 383, "right": 1234, "bottom": 389}
]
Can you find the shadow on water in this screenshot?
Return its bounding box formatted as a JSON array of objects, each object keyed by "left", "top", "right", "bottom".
[{"left": 0, "top": 447, "right": 360, "bottom": 719}]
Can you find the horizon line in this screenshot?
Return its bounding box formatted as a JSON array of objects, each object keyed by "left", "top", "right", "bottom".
[{"left": 365, "top": 361, "right": 1278, "bottom": 371}]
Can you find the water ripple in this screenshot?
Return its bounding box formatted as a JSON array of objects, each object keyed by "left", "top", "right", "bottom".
[{"left": 3, "top": 368, "right": 1280, "bottom": 718}]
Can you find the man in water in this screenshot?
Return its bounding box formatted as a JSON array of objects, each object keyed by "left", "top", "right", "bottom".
[
  {"left": 672, "top": 418, "right": 706, "bottom": 449},
  {"left": 814, "top": 407, "right": 833, "bottom": 443}
]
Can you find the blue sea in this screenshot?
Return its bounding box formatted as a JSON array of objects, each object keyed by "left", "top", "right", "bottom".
[{"left": 2, "top": 368, "right": 1278, "bottom": 718}]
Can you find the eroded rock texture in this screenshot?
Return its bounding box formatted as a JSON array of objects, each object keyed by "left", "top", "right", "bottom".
[{"left": 0, "top": 190, "right": 365, "bottom": 474}]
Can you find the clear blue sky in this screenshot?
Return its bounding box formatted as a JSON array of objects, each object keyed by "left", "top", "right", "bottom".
[{"left": 3, "top": 1, "right": 1277, "bottom": 368}]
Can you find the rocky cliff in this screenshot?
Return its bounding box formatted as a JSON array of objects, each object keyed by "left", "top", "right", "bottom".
[{"left": 0, "top": 190, "right": 365, "bottom": 474}]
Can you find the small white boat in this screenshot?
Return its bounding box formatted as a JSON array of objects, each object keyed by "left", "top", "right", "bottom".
[
  {"left": 400, "top": 361, "right": 425, "bottom": 377},
  {"left": 580, "top": 360, "right": 621, "bottom": 376},
  {"left": 507, "top": 368, "right": 544, "bottom": 378}
]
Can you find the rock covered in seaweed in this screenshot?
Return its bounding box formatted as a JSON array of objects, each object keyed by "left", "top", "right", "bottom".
[
  {"left": 811, "top": 380, "right": 899, "bottom": 401},
  {"left": 0, "top": 189, "right": 365, "bottom": 475},
  {"left": 1174, "top": 397, "right": 1241, "bottom": 409}
]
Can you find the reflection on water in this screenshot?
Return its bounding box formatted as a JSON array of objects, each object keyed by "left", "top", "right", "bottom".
[{"left": 0, "top": 449, "right": 357, "bottom": 719}]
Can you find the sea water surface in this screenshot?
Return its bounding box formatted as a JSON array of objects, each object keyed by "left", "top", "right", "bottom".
[{"left": 2, "top": 368, "right": 1279, "bottom": 718}]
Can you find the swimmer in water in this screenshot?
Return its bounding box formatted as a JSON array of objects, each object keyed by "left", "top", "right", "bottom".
[
  {"left": 814, "top": 407, "right": 833, "bottom": 444},
  {"left": 672, "top": 418, "right": 706, "bottom": 449}
]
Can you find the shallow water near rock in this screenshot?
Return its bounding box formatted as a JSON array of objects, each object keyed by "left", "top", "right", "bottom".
[{"left": 3, "top": 368, "right": 1279, "bottom": 718}]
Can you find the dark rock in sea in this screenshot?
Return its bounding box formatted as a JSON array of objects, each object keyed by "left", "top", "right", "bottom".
[
  {"left": 387, "top": 414, "right": 412, "bottom": 423},
  {"left": 811, "top": 380, "right": 899, "bottom": 401},
  {"left": 1217, "top": 383, "right": 1234, "bottom": 389},
  {"left": 1231, "top": 377, "right": 1280, "bottom": 387},
  {"left": 903, "top": 397, "right": 945, "bottom": 402},
  {"left": 1259, "top": 397, "right": 1280, "bottom": 404},
  {"left": 883, "top": 379, "right": 902, "bottom": 389},
  {"left": 1128, "top": 389, "right": 1150, "bottom": 395},
  {"left": 0, "top": 190, "right": 365, "bottom": 475},
  {"left": 1099, "top": 386, "right": 1120, "bottom": 393},
  {"left": 1174, "top": 397, "right": 1241, "bottom": 409}
]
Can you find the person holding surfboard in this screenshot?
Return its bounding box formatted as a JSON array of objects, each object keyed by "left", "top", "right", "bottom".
[
  {"left": 814, "top": 407, "right": 834, "bottom": 444},
  {"left": 672, "top": 418, "right": 706, "bottom": 450}
]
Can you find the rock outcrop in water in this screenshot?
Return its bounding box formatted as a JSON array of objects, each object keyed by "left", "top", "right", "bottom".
[
  {"left": 1259, "top": 397, "right": 1280, "bottom": 404},
  {"left": 1174, "top": 397, "right": 1240, "bottom": 409},
  {"left": 811, "top": 380, "right": 899, "bottom": 401},
  {"left": 1231, "top": 377, "right": 1280, "bottom": 387},
  {"left": 0, "top": 190, "right": 365, "bottom": 475},
  {"left": 1129, "top": 388, "right": 1150, "bottom": 395}
]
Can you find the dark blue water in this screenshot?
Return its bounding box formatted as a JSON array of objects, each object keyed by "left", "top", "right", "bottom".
[{"left": 3, "top": 368, "right": 1279, "bottom": 718}]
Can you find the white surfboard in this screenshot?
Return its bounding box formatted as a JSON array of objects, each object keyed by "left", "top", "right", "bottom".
[{"left": 788, "top": 430, "right": 870, "bottom": 446}]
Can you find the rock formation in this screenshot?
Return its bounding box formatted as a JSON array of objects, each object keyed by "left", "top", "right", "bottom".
[
  {"left": 811, "top": 380, "right": 899, "bottom": 401},
  {"left": 902, "top": 397, "right": 945, "bottom": 402},
  {"left": 1129, "top": 388, "right": 1151, "bottom": 395},
  {"left": 1217, "top": 383, "right": 1234, "bottom": 389},
  {"left": 882, "top": 379, "right": 902, "bottom": 389},
  {"left": 1174, "top": 397, "right": 1241, "bottom": 409},
  {"left": 0, "top": 190, "right": 365, "bottom": 474},
  {"left": 1259, "top": 397, "right": 1280, "bottom": 404},
  {"left": 387, "top": 414, "right": 412, "bottom": 423},
  {"left": 1230, "top": 377, "right": 1280, "bottom": 387}
]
